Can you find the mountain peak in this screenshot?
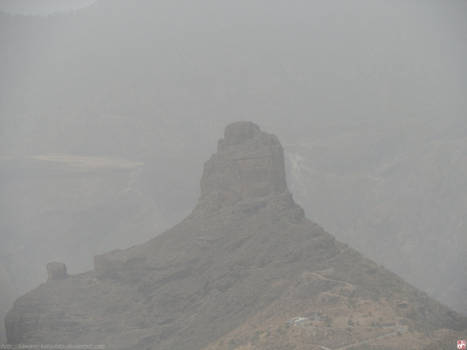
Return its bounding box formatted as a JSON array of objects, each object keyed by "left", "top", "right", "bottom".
[
  {"left": 220, "top": 121, "right": 261, "bottom": 147},
  {"left": 6, "top": 122, "right": 467, "bottom": 350},
  {"left": 199, "top": 122, "right": 288, "bottom": 209}
]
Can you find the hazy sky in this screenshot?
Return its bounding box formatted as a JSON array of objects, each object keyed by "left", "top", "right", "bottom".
[
  {"left": 0, "top": 2, "right": 466, "bottom": 341},
  {"left": 0, "top": 0, "right": 96, "bottom": 16}
]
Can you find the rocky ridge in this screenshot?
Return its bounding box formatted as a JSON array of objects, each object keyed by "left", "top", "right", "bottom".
[{"left": 5, "top": 122, "right": 467, "bottom": 350}]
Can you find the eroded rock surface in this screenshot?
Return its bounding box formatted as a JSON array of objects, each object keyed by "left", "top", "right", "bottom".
[
  {"left": 199, "top": 121, "right": 287, "bottom": 210},
  {"left": 46, "top": 262, "right": 68, "bottom": 281}
]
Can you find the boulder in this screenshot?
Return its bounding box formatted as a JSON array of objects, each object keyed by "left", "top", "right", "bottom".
[{"left": 46, "top": 262, "right": 67, "bottom": 281}]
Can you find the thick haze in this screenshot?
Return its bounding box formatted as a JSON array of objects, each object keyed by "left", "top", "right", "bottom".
[
  {"left": 0, "top": 0, "right": 97, "bottom": 16},
  {"left": 1, "top": 0, "right": 466, "bottom": 342}
]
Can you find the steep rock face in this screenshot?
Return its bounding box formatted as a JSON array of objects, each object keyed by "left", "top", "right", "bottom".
[
  {"left": 0, "top": 266, "right": 14, "bottom": 343},
  {"left": 198, "top": 121, "right": 287, "bottom": 210},
  {"left": 5, "top": 122, "right": 467, "bottom": 350},
  {"left": 46, "top": 262, "right": 68, "bottom": 281}
]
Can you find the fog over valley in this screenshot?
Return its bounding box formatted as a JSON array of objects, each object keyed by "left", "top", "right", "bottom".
[{"left": 0, "top": 1, "right": 466, "bottom": 348}]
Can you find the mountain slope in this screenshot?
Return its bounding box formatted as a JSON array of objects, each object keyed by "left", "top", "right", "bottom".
[
  {"left": 5, "top": 122, "right": 466, "bottom": 350},
  {"left": 285, "top": 118, "right": 467, "bottom": 315}
]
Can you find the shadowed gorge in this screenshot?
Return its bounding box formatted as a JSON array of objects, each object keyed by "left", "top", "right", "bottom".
[{"left": 5, "top": 122, "right": 467, "bottom": 350}]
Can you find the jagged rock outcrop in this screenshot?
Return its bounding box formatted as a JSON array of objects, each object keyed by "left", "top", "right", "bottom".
[
  {"left": 0, "top": 266, "right": 14, "bottom": 343},
  {"left": 199, "top": 121, "right": 287, "bottom": 208},
  {"left": 5, "top": 122, "right": 467, "bottom": 350},
  {"left": 46, "top": 262, "right": 68, "bottom": 281}
]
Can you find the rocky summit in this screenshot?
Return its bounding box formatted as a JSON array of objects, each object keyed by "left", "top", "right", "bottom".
[{"left": 5, "top": 122, "right": 467, "bottom": 350}]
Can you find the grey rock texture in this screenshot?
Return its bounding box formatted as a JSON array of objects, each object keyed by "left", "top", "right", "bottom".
[
  {"left": 0, "top": 266, "right": 14, "bottom": 343},
  {"left": 46, "top": 262, "right": 68, "bottom": 281},
  {"left": 198, "top": 121, "right": 288, "bottom": 212},
  {"left": 5, "top": 122, "right": 467, "bottom": 350}
]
